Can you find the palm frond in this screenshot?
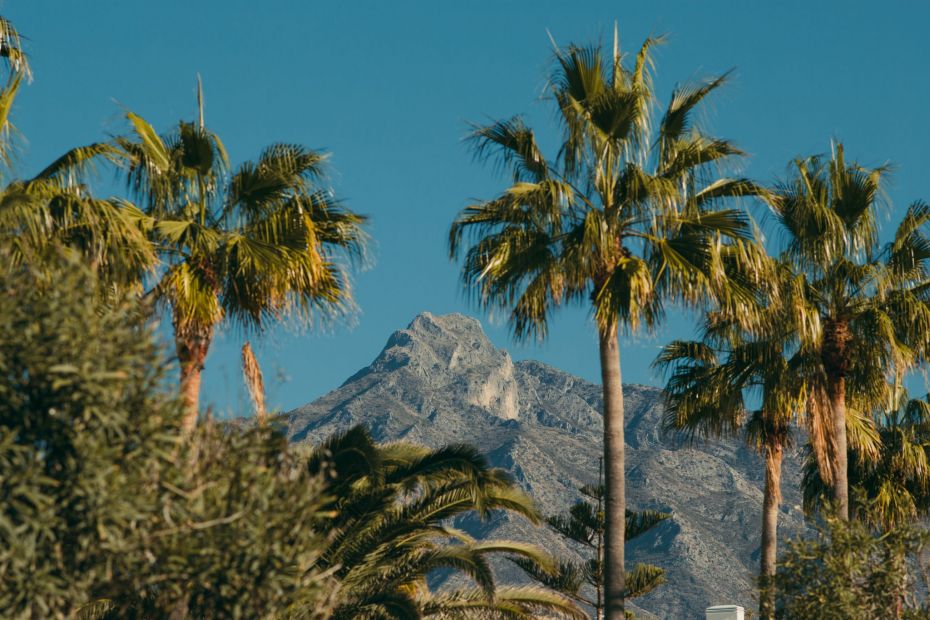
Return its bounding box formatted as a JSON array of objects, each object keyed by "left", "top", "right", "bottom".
[
  {"left": 0, "top": 17, "right": 31, "bottom": 81},
  {"left": 125, "top": 112, "right": 170, "bottom": 174},
  {"left": 0, "top": 74, "right": 22, "bottom": 167},
  {"left": 32, "top": 143, "right": 124, "bottom": 186},
  {"left": 468, "top": 117, "right": 549, "bottom": 183},
  {"left": 241, "top": 341, "right": 266, "bottom": 424},
  {"left": 659, "top": 72, "right": 731, "bottom": 156},
  {"left": 420, "top": 585, "right": 586, "bottom": 619}
]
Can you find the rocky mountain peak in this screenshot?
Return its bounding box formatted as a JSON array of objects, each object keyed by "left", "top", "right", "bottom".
[
  {"left": 285, "top": 312, "right": 809, "bottom": 617},
  {"left": 406, "top": 311, "right": 486, "bottom": 340},
  {"left": 344, "top": 312, "right": 520, "bottom": 421},
  {"left": 371, "top": 311, "right": 508, "bottom": 370}
]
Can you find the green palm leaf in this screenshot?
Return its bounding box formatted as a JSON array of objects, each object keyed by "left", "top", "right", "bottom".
[{"left": 126, "top": 112, "right": 170, "bottom": 174}]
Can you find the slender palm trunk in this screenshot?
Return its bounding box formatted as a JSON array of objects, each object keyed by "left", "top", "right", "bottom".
[
  {"left": 176, "top": 322, "right": 214, "bottom": 432},
  {"left": 759, "top": 439, "right": 783, "bottom": 620},
  {"left": 822, "top": 318, "right": 850, "bottom": 520},
  {"left": 599, "top": 324, "right": 625, "bottom": 619},
  {"left": 828, "top": 375, "right": 849, "bottom": 520}
]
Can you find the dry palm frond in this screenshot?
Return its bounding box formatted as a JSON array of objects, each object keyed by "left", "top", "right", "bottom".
[
  {"left": 806, "top": 382, "right": 837, "bottom": 486},
  {"left": 241, "top": 341, "right": 266, "bottom": 424}
]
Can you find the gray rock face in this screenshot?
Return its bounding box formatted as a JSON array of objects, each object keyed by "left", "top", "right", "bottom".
[{"left": 283, "top": 312, "right": 808, "bottom": 618}]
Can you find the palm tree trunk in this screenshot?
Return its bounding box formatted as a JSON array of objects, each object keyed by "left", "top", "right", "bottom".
[
  {"left": 176, "top": 323, "right": 213, "bottom": 432},
  {"left": 822, "top": 318, "right": 850, "bottom": 520},
  {"left": 828, "top": 374, "right": 849, "bottom": 520},
  {"left": 599, "top": 324, "right": 625, "bottom": 619},
  {"left": 759, "top": 439, "right": 783, "bottom": 620}
]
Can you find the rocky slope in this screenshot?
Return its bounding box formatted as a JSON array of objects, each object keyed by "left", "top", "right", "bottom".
[{"left": 282, "top": 312, "right": 808, "bottom": 618}]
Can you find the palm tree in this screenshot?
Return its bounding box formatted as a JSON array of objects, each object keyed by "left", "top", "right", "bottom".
[
  {"left": 655, "top": 304, "right": 803, "bottom": 619},
  {"left": 764, "top": 147, "right": 930, "bottom": 519},
  {"left": 803, "top": 388, "right": 930, "bottom": 529},
  {"left": 306, "top": 426, "right": 585, "bottom": 619},
  {"left": 449, "top": 30, "right": 765, "bottom": 617},
  {"left": 0, "top": 17, "right": 154, "bottom": 288},
  {"left": 117, "top": 84, "right": 367, "bottom": 430},
  {"left": 0, "top": 15, "right": 30, "bottom": 167}
]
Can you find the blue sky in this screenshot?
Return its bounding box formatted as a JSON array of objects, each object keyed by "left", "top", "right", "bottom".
[{"left": 6, "top": 1, "right": 929, "bottom": 415}]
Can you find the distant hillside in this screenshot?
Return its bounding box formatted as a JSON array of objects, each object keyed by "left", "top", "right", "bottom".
[{"left": 282, "top": 312, "right": 809, "bottom": 618}]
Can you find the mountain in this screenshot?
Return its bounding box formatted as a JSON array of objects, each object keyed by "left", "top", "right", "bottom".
[{"left": 281, "top": 312, "right": 809, "bottom": 618}]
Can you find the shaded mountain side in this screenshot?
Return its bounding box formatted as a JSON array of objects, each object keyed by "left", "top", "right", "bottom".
[{"left": 283, "top": 312, "right": 809, "bottom": 618}]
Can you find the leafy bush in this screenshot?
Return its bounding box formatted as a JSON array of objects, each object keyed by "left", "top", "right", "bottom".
[
  {"left": 512, "top": 482, "right": 668, "bottom": 618},
  {"left": 774, "top": 514, "right": 930, "bottom": 619},
  {"left": 0, "top": 260, "right": 336, "bottom": 619}
]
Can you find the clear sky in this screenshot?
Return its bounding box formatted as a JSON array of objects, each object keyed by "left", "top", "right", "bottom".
[{"left": 5, "top": 1, "right": 929, "bottom": 416}]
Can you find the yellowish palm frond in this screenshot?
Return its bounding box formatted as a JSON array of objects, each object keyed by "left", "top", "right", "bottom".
[{"left": 241, "top": 341, "right": 266, "bottom": 424}]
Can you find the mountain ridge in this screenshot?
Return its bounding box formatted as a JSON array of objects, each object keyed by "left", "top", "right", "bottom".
[{"left": 283, "top": 311, "right": 808, "bottom": 618}]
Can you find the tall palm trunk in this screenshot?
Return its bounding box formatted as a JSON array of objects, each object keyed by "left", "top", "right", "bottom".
[
  {"left": 599, "top": 323, "right": 625, "bottom": 619},
  {"left": 759, "top": 439, "right": 783, "bottom": 620},
  {"left": 176, "top": 322, "right": 214, "bottom": 432},
  {"left": 823, "top": 318, "right": 851, "bottom": 520},
  {"left": 827, "top": 374, "right": 849, "bottom": 519}
]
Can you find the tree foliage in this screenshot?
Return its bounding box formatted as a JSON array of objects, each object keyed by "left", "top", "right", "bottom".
[
  {"left": 513, "top": 482, "right": 668, "bottom": 618},
  {"left": 803, "top": 390, "right": 930, "bottom": 529},
  {"left": 0, "top": 258, "right": 339, "bottom": 619},
  {"left": 115, "top": 94, "right": 368, "bottom": 428},
  {"left": 307, "top": 425, "right": 584, "bottom": 619},
  {"left": 774, "top": 514, "right": 930, "bottom": 619}
]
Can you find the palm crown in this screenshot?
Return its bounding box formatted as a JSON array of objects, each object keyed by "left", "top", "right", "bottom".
[
  {"left": 763, "top": 146, "right": 930, "bottom": 516},
  {"left": 657, "top": 305, "right": 801, "bottom": 446},
  {"left": 117, "top": 88, "right": 367, "bottom": 428},
  {"left": 450, "top": 36, "right": 766, "bottom": 339},
  {"left": 0, "top": 19, "right": 153, "bottom": 290}
]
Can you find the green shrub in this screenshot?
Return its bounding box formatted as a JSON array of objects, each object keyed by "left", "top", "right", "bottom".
[
  {"left": 0, "top": 260, "right": 335, "bottom": 619},
  {"left": 774, "top": 514, "right": 930, "bottom": 619}
]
